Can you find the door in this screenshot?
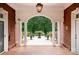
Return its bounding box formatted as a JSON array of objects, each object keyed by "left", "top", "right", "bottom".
[
  {"left": 0, "top": 21, "right": 4, "bottom": 53},
  {"left": 75, "top": 18, "right": 79, "bottom": 53}
]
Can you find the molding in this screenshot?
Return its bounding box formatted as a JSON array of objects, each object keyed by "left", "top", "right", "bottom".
[
  {"left": 63, "top": 43, "right": 71, "bottom": 50},
  {"left": 8, "top": 43, "right": 16, "bottom": 50},
  {"left": 26, "top": 14, "right": 55, "bottom": 23},
  {"left": 0, "top": 51, "right": 5, "bottom": 55}
]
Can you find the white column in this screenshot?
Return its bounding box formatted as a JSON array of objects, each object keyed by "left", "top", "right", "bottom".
[
  {"left": 24, "top": 22, "right": 27, "bottom": 46},
  {"left": 18, "top": 20, "right": 22, "bottom": 46},
  {"left": 71, "top": 12, "right": 76, "bottom": 52},
  {"left": 52, "top": 21, "right": 55, "bottom": 45},
  {"left": 57, "top": 22, "right": 61, "bottom": 46},
  {"left": 4, "top": 11, "right": 8, "bottom": 52}
]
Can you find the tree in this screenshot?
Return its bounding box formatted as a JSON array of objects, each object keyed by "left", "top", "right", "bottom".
[
  {"left": 27, "top": 16, "right": 52, "bottom": 38},
  {"left": 43, "top": 24, "right": 47, "bottom": 36}
]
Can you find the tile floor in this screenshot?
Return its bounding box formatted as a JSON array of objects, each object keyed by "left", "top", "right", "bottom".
[{"left": 3, "top": 45, "right": 76, "bottom": 55}]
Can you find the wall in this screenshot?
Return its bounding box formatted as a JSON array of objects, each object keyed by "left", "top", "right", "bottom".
[
  {"left": 64, "top": 3, "right": 79, "bottom": 50},
  {"left": 0, "top": 3, "right": 16, "bottom": 49}
]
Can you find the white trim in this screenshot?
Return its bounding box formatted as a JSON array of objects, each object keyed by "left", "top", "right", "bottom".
[
  {"left": 71, "top": 11, "right": 75, "bottom": 53},
  {"left": 26, "top": 14, "right": 54, "bottom": 23}
]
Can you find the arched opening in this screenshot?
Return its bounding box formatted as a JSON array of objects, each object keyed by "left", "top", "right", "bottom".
[
  {"left": 20, "top": 16, "right": 59, "bottom": 46},
  {"left": 27, "top": 16, "right": 52, "bottom": 45}
]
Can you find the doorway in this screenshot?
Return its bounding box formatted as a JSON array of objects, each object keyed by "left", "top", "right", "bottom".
[
  {"left": 0, "top": 8, "right": 8, "bottom": 54},
  {"left": 71, "top": 8, "right": 79, "bottom": 54}
]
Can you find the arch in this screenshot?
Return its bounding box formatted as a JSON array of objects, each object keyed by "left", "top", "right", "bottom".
[
  {"left": 20, "top": 15, "right": 57, "bottom": 46},
  {"left": 25, "top": 15, "right": 55, "bottom": 45}
]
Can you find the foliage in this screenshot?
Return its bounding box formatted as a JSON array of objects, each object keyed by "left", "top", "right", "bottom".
[
  {"left": 35, "top": 31, "right": 44, "bottom": 35},
  {"left": 27, "top": 32, "right": 31, "bottom": 36},
  {"left": 47, "top": 32, "right": 52, "bottom": 37},
  {"left": 27, "top": 16, "right": 52, "bottom": 35}
]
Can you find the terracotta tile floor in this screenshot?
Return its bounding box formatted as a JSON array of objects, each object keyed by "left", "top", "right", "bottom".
[{"left": 3, "top": 46, "right": 76, "bottom": 55}]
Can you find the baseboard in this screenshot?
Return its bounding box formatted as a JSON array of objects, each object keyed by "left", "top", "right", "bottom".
[
  {"left": 63, "top": 43, "right": 71, "bottom": 50},
  {"left": 0, "top": 51, "right": 5, "bottom": 55},
  {"left": 75, "top": 52, "right": 79, "bottom": 55},
  {"left": 8, "top": 43, "right": 16, "bottom": 50}
]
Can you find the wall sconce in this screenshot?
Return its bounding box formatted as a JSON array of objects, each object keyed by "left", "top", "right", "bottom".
[
  {"left": 36, "top": 3, "right": 43, "bottom": 13},
  {"left": 18, "top": 18, "right": 21, "bottom": 21},
  {"left": 65, "top": 26, "right": 68, "bottom": 30}
]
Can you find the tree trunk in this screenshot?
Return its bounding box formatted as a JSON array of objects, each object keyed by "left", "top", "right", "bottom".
[{"left": 38, "top": 33, "right": 41, "bottom": 38}]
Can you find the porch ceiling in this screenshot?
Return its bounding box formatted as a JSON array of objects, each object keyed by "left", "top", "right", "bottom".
[{"left": 7, "top": 3, "right": 72, "bottom": 11}]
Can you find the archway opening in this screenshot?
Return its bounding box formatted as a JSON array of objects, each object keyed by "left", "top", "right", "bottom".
[{"left": 20, "top": 16, "right": 58, "bottom": 46}]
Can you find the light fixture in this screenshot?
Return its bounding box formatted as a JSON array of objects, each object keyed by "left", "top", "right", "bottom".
[{"left": 36, "top": 3, "right": 43, "bottom": 13}]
